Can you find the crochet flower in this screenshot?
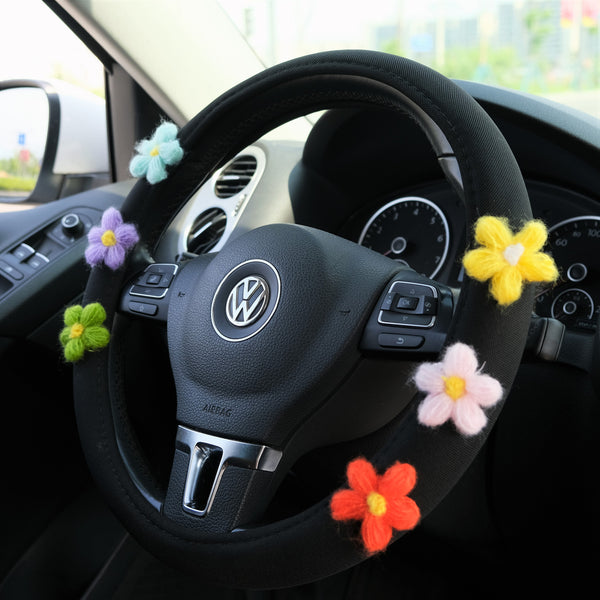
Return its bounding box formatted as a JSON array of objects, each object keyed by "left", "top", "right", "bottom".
[
  {"left": 462, "top": 216, "right": 558, "bottom": 306},
  {"left": 59, "top": 303, "right": 110, "bottom": 363},
  {"left": 414, "top": 343, "right": 502, "bottom": 436},
  {"left": 330, "top": 458, "right": 420, "bottom": 554},
  {"left": 85, "top": 207, "right": 139, "bottom": 270},
  {"left": 128, "top": 121, "right": 183, "bottom": 184}
]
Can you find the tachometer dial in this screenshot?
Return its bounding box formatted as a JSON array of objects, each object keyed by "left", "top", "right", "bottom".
[
  {"left": 535, "top": 216, "right": 600, "bottom": 330},
  {"left": 551, "top": 288, "right": 594, "bottom": 327},
  {"left": 358, "top": 196, "right": 450, "bottom": 278}
]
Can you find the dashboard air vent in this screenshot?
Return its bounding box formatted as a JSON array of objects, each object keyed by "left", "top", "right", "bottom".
[
  {"left": 214, "top": 155, "right": 258, "bottom": 198},
  {"left": 186, "top": 208, "right": 227, "bottom": 255}
]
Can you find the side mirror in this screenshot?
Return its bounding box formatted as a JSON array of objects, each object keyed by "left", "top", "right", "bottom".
[{"left": 0, "top": 79, "right": 110, "bottom": 204}]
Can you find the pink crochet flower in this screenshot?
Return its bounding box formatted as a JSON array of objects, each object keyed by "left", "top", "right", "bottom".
[
  {"left": 85, "top": 207, "right": 139, "bottom": 270},
  {"left": 413, "top": 343, "right": 503, "bottom": 436}
]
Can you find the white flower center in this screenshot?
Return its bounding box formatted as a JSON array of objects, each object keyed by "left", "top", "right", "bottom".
[{"left": 503, "top": 243, "right": 525, "bottom": 266}]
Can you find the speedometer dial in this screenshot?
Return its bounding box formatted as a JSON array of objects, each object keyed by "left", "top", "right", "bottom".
[
  {"left": 535, "top": 216, "right": 600, "bottom": 330},
  {"left": 358, "top": 196, "right": 450, "bottom": 278}
]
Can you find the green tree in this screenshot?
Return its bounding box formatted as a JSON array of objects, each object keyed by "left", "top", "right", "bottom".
[{"left": 524, "top": 7, "right": 553, "bottom": 56}]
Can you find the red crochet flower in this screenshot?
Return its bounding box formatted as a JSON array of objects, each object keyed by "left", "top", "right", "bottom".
[{"left": 330, "top": 458, "right": 420, "bottom": 554}]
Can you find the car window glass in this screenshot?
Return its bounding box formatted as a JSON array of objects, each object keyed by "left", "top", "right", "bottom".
[{"left": 0, "top": 0, "right": 104, "bottom": 96}]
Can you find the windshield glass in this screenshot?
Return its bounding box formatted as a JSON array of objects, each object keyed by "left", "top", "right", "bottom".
[{"left": 218, "top": 0, "right": 600, "bottom": 118}]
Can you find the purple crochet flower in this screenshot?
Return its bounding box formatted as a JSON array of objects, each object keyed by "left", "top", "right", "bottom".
[{"left": 85, "top": 207, "right": 139, "bottom": 270}]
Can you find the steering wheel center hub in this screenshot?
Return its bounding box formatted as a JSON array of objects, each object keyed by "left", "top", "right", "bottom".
[{"left": 167, "top": 223, "right": 401, "bottom": 446}]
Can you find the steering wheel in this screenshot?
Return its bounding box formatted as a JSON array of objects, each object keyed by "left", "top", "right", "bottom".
[{"left": 73, "top": 51, "right": 533, "bottom": 589}]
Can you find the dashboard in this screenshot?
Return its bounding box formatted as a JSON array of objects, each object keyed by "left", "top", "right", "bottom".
[{"left": 147, "top": 87, "right": 600, "bottom": 343}]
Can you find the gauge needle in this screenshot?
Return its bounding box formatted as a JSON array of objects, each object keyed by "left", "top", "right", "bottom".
[{"left": 535, "top": 286, "right": 552, "bottom": 299}]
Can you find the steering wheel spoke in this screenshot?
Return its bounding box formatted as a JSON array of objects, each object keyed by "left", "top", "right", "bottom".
[
  {"left": 360, "top": 270, "right": 455, "bottom": 356},
  {"left": 118, "top": 255, "right": 215, "bottom": 322},
  {"left": 163, "top": 425, "right": 283, "bottom": 533},
  {"left": 117, "top": 262, "right": 180, "bottom": 321}
]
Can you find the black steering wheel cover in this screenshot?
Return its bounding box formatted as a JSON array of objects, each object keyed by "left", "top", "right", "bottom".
[{"left": 73, "top": 50, "right": 533, "bottom": 588}]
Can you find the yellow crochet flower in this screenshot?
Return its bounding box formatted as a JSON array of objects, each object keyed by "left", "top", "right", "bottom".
[{"left": 463, "top": 216, "right": 558, "bottom": 306}]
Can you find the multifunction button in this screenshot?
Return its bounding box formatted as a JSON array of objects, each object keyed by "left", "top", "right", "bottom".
[
  {"left": 129, "top": 264, "right": 177, "bottom": 299},
  {"left": 378, "top": 281, "right": 439, "bottom": 328},
  {"left": 128, "top": 301, "right": 158, "bottom": 316},
  {"left": 378, "top": 333, "right": 424, "bottom": 348},
  {"left": 121, "top": 263, "right": 179, "bottom": 321},
  {"left": 360, "top": 275, "right": 453, "bottom": 355}
]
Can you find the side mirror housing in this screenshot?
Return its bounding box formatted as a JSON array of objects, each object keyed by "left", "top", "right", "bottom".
[{"left": 0, "top": 79, "right": 110, "bottom": 204}]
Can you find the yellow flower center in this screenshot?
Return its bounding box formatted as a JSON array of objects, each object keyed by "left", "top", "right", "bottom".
[
  {"left": 366, "top": 491, "right": 387, "bottom": 517},
  {"left": 101, "top": 230, "right": 117, "bottom": 247},
  {"left": 150, "top": 145, "right": 160, "bottom": 157},
  {"left": 503, "top": 243, "right": 525, "bottom": 267},
  {"left": 442, "top": 375, "right": 466, "bottom": 401},
  {"left": 69, "top": 323, "right": 84, "bottom": 339}
]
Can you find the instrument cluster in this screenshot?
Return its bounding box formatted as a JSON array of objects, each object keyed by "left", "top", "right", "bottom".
[
  {"left": 356, "top": 186, "right": 600, "bottom": 331},
  {"left": 535, "top": 216, "right": 600, "bottom": 331},
  {"left": 358, "top": 196, "right": 450, "bottom": 279}
]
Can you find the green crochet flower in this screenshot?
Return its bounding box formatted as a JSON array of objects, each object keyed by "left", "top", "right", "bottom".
[{"left": 59, "top": 303, "right": 110, "bottom": 363}]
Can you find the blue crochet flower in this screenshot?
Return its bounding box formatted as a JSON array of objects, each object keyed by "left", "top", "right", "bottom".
[{"left": 129, "top": 122, "right": 183, "bottom": 184}]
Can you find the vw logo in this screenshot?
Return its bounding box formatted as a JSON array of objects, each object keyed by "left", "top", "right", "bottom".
[
  {"left": 225, "top": 275, "right": 270, "bottom": 327},
  {"left": 211, "top": 260, "right": 280, "bottom": 342}
]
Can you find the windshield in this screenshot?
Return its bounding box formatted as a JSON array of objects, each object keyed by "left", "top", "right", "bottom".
[
  {"left": 11, "top": 1, "right": 599, "bottom": 122},
  {"left": 218, "top": 0, "right": 600, "bottom": 118}
]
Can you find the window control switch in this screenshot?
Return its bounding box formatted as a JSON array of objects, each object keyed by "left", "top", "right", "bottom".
[{"left": 12, "top": 243, "right": 35, "bottom": 262}]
